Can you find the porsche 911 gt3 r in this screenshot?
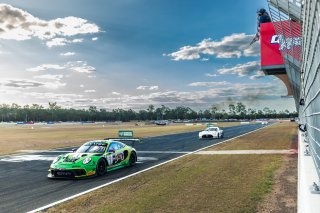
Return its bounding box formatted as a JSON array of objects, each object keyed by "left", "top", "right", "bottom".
[{"left": 48, "top": 139, "right": 137, "bottom": 179}]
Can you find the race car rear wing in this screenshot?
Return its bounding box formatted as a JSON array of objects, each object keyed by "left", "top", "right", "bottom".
[{"left": 103, "top": 138, "right": 141, "bottom": 147}]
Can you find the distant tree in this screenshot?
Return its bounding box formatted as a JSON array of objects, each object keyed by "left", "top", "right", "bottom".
[
  {"left": 236, "top": 102, "right": 246, "bottom": 116},
  {"left": 228, "top": 104, "right": 236, "bottom": 116},
  {"left": 202, "top": 109, "right": 211, "bottom": 119},
  {"left": 89, "top": 106, "right": 98, "bottom": 121},
  {"left": 48, "top": 102, "right": 58, "bottom": 121},
  {"left": 210, "top": 105, "right": 219, "bottom": 119},
  {"left": 147, "top": 105, "right": 155, "bottom": 120}
]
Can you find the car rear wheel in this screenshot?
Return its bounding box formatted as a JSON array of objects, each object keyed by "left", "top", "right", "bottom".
[
  {"left": 96, "top": 159, "right": 106, "bottom": 176},
  {"left": 129, "top": 152, "right": 137, "bottom": 166}
]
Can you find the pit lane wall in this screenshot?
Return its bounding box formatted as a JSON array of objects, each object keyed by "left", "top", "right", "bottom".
[
  {"left": 299, "top": 0, "right": 320, "bottom": 181},
  {"left": 266, "top": 0, "right": 320, "bottom": 210}
]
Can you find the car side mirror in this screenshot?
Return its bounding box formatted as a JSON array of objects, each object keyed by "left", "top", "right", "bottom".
[
  {"left": 108, "top": 149, "right": 115, "bottom": 153},
  {"left": 72, "top": 148, "right": 77, "bottom": 152}
]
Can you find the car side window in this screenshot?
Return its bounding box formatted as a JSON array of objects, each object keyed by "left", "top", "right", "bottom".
[
  {"left": 117, "top": 143, "right": 124, "bottom": 149},
  {"left": 108, "top": 143, "right": 118, "bottom": 152}
]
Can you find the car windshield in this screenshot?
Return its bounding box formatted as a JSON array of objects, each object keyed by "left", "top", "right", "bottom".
[
  {"left": 76, "top": 144, "right": 106, "bottom": 153},
  {"left": 206, "top": 127, "right": 217, "bottom": 131}
]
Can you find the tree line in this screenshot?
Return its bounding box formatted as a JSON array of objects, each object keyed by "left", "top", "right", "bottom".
[{"left": 0, "top": 102, "right": 297, "bottom": 122}]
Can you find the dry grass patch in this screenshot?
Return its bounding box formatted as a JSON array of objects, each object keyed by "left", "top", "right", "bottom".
[
  {"left": 46, "top": 155, "right": 281, "bottom": 213},
  {"left": 208, "top": 122, "right": 297, "bottom": 151},
  {"left": 0, "top": 122, "right": 238, "bottom": 155}
]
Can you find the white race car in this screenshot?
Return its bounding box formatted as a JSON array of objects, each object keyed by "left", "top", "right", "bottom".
[{"left": 199, "top": 127, "right": 224, "bottom": 139}]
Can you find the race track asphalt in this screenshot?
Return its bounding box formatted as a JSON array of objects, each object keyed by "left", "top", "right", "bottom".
[{"left": 0, "top": 123, "right": 267, "bottom": 213}]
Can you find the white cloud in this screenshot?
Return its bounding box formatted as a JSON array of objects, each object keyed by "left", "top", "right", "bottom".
[
  {"left": 0, "top": 4, "right": 100, "bottom": 41},
  {"left": 84, "top": 89, "right": 96, "bottom": 93},
  {"left": 188, "top": 81, "right": 231, "bottom": 87},
  {"left": 71, "top": 66, "right": 96, "bottom": 73},
  {"left": 7, "top": 81, "right": 287, "bottom": 110},
  {"left": 136, "top": 86, "right": 148, "bottom": 90},
  {"left": 34, "top": 74, "right": 64, "bottom": 80},
  {"left": 244, "top": 42, "right": 260, "bottom": 57},
  {"left": 92, "top": 37, "right": 98, "bottom": 41},
  {"left": 165, "top": 33, "right": 260, "bottom": 61},
  {"left": 200, "top": 58, "right": 209, "bottom": 61},
  {"left": 27, "top": 92, "right": 82, "bottom": 100},
  {"left": 205, "top": 73, "right": 219, "bottom": 77},
  {"left": 26, "top": 64, "right": 65, "bottom": 72},
  {"left": 0, "top": 78, "right": 65, "bottom": 89},
  {"left": 80, "top": 84, "right": 84, "bottom": 88},
  {"left": 217, "top": 61, "right": 262, "bottom": 78},
  {"left": 60, "top": 52, "right": 75, "bottom": 56},
  {"left": 93, "top": 82, "right": 286, "bottom": 109},
  {"left": 44, "top": 81, "right": 66, "bottom": 89},
  {"left": 46, "top": 38, "right": 83, "bottom": 48},
  {"left": 1, "top": 79, "right": 44, "bottom": 88},
  {"left": 112, "top": 92, "right": 121, "bottom": 95},
  {"left": 27, "top": 61, "right": 96, "bottom": 74},
  {"left": 66, "top": 61, "right": 96, "bottom": 73},
  {"left": 250, "top": 71, "right": 265, "bottom": 80},
  {"left": 149, "top": 86, "right": 159, "bottom": 91},
  {"left": 137, "top": 85, "right": 159, "bottom": 90},
  {"left": 88, "top": 75, "right": 96, "bottom": 78}
]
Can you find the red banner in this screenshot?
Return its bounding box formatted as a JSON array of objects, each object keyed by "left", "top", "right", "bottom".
[
  {"left": 260, "top": 21, "right": 301, "bottom": 70},
  {"left": 272, "top": 20, "right": 301, "bottom": 61},
  {"left": 260, "top": 22, "right": 284, "bottom": 69}
]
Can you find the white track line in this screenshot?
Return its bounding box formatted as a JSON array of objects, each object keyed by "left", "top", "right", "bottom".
[
  {"left": 138, "top": 151, "right": 190, "bottom": 154},
  {"left": 195, "top": 149, "right": 296, "bottom": 155},
  {"left": 28, "top": 124, "right": 272, "bottom": 213},
  {"left": 17, "top": 150, "right": 72, "bottom": 153}
]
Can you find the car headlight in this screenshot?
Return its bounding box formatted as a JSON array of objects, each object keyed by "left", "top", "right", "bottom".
[{"left": 83, "top": 157, "right": 91, "bottom": 164}]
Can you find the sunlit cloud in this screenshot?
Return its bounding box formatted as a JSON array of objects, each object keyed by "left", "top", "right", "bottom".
[
  {"left": 60, "top": 52, "right": 76, "bottom": 56},
  {"left": 27, "top": 61, "right": 96, "bottom": 74},
  {"left": 84, "top": 89, "right": 96, "bottom": 93},
  {"left": 46, "top": 38, "right": 83, "bottom": 48},
  {"left": 34, "top": 74, "right": 64, "bottom": 80},
  {"left": 26, "top": 64, "right": 65, "bottom": 72},
  {"left": 165, "top": 33, "right": 259, "bottom": 61},
  {"left": 0, "top": 4, "right": 100, "bottom": 41},
  {"left": 205, "top": 73, "right": 219, "bottom": 77},
  {"left": 0, "top": 78, "right": 66, "bottom": 89},
  {"left": 112, "top": 92, "right": 121, "bottom": 95},
  {"left": 188, "top": 81, "right": 231, "bottom": 87},
  {"left": 137, "top": 85, "right": 159, "bottom": 90},
  {"left": 217, "top": 61, "right": 262, "bottom": 79}
]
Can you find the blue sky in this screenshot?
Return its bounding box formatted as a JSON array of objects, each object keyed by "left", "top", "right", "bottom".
[{"left": 0, "top": 0, "right": 295, "bottom": 111}]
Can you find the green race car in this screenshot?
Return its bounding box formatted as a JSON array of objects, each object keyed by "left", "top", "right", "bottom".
[{"left": 48, "top": 139, "right": 138, "bottom": 179}]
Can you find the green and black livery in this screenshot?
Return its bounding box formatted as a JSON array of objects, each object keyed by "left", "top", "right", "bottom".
[{"left": 48, "top": 139, "right": 138, "bottom": 179}]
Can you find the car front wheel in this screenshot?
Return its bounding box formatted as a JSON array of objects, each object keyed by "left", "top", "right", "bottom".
[
  {"left": 96, "top": 159, "right": 107, "bottom": 176},
  {"left": 129, "top": 152, "right": 137, "bottom": 166}
]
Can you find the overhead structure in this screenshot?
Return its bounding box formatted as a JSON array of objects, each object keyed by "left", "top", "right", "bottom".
[{"left": 266, "top": 0, "right": 302, "bottom": 109}]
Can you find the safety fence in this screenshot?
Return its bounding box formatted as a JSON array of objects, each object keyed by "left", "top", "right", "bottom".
[{"left": 267, "top": 0, "right": 320, "bottom": 180}]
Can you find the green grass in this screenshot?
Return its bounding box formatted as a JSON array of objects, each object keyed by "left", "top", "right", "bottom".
[
  {"left": 247, "top": 159, "right": 282, "bottom": 212},
  {"left": 46, "top": 155, "right": 282, "bottom": 213},
  {"left": 208, "top": 122, "right": 297, "bottom": 150}
]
